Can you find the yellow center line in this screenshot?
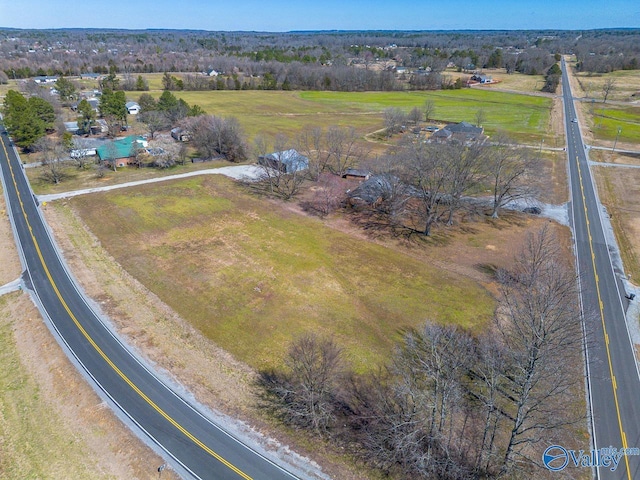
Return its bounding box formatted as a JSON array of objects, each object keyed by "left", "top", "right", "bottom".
[
  {"left": 575, "top": 156, "right": 632, "bottom": 479},
  {"left": 0, "top": 139, "right": 252, "bottom": 480}
]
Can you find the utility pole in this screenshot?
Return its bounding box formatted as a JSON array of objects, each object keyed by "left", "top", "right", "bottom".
[{"left": 612, "top": 127, "right": 622, "bottom": 152}]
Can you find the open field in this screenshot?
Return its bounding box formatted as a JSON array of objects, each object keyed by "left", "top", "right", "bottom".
[
  {"left": 589, "top": 104, "right": 640, "bottom": 144},
  {"left": 125, "top": 88, "right": 554, "bottom": 144},
  {"left": 574, "top": 69, "right": 640, "bottom": 103},
  {"left": 67, "top": 175, "right": 497, "bottom": 372},
  {"left": 465, "top": 68, "right": 547, "bottom": 93},
  {"left": 570, "top": 66, "right": 640, "bottom": 146}
]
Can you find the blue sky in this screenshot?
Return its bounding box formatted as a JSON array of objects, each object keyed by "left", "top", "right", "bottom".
[{"left": 0, "top": 0, "right": 638, "bottom": 31}]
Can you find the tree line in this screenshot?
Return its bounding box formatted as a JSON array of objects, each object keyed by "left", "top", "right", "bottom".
[
  {"left": 258, "top": 227, "right": 586, "bottom": 479},
  {"left": 2, "top": 29, "right": 637, "bottom": 91}
]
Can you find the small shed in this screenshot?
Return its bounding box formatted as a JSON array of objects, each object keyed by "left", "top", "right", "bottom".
[
  {"left": 126, "top": 101, "right": 140, "bottom": 115},
  {"left": 342, "top": 169, "right": 371, "bottom": 181},
  {"left": 171, "top": 127, "right": 190, "bottom": 142},
  {"left": 64, "top": 121, "right": 79, "bottom": 133},
  {"left": 258, "top": 149, "right": 309, "bottom": 174}
]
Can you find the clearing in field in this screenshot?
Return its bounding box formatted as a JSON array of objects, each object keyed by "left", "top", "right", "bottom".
[{"left": 67, "top": 175, "right": 496, "bottom": 372}]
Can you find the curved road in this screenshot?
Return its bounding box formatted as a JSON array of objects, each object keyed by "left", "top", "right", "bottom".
[
  {"left": 0, "top": 126, "right": 299, "bottom": 480},
  {"left": 563, "top": 59, "right": 640, "bottom": 480}
]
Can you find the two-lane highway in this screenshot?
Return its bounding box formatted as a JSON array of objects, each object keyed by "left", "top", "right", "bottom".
[
  {"left": 563, "top": 59, "right": 640, "bottom": 479},
  {"left": 0, "top": 126, "right": 299, "bottom": 480}
]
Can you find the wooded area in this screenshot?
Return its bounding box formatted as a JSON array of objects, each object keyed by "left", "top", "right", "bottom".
[
  {"left": 1, "top": 29, "right": 638, "bottom": 91},
  {"left": 258, "top": 227, "right": 585, "bottom": 479}
]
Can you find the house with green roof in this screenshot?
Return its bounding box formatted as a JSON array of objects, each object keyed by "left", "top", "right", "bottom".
[{"left": 96, "top": 135, "right": 148, "bottom": 167}]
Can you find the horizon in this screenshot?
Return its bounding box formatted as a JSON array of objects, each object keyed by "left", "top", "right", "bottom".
[
  {"left": 1, "top": 26, "right": 640, "bottom": 33},
  {"left": 0, "top": 0, "right": 638, "bottom": 31}
]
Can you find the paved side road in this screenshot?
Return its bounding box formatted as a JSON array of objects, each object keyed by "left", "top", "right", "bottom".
[{"left": 38, "top": 164, "right": 265, "bottom": 202}]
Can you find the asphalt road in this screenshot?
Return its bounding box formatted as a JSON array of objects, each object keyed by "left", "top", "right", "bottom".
[
  {"left": 563, "top": 59, "right": 640, "bottom": 480},
  {"left": 0, "top": 127, "right": 299, "bottom": 480}
]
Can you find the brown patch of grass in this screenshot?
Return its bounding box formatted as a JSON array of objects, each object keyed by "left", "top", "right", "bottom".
[
  {"left": 0, "top": 293, "right": 177, "bottom": 480},
  {"left": 593, "top": 166, "right": 640, "bottom": 281}
]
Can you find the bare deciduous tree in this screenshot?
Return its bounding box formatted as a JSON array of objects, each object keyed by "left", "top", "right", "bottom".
[
  {"left": 182, "top": 114, "right": 248, "bottom": 162},
  {"left": 383, "top": 107, "right": 407, "bottom": 137},
  {"left": 296, "top": 126, "right": 329, "bottom": 180},
  {"left": 485, "top": 134, "right": 538, "bottom": 218},
  {"left": 254, "top": 134, "right": 307, "bottom": 200},
  {"left": 36, "top": 136, "right": 68, "bottom": 184},
  {"left": 140, "top": 110, "right": 169, "bottom": 139},
  {"left": 302, "top": 173, "right": 345, "bottom": 217},
  {"left": 325, "top": 126, "right": 368, "bottom": 176},
  {"left": 496, "top": 227, "right": 583, "bottom": 474},
  {"left": 70, "top": 137, "right": 95, "bottom": 170},
  {"left": 602, "top": 77, "right": 616, "bottom": 103},
  {"left": 409, "top": 106, "right": 422, "bottom": 125},
  {"left": 474, "top": 108, "right": 487, "bottom": 128},
  {"left": 258, "top": 333, "right": 345, "bottom": 433},
  {"left": 401, "top": 141, "right": 459, "bottom": 235},
  {"left": 423, "top": 99, "right": 436, "bottom": 122}
]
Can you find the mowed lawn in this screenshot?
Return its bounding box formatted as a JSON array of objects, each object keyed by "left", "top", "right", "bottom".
[
  {"left": 127, "top": 88, "right": 553, "bottom": 144},
  {"left": 70, "top": 175, "right": 494, "bottom": 372},
  {"left": 592, "top": 105, "right": 640, "bottom": 143}
]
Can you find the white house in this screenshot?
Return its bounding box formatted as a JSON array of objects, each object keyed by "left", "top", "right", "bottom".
[
  {"left": 33, "top": 76, "right": 58, "bottom": 84},
  {"left": 207, "top": 69, "right": 219, "bottom": 77},
  {"left": 126, "top": 101, "right": 141, "bottom": 115}
]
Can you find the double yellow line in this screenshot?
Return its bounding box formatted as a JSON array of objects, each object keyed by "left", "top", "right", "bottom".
[
  {"left": 0, "top": 138, "right": 252, "bottom": 480},
  {"left": 574, "top": 148, "right": 632, "bottom": 480}
]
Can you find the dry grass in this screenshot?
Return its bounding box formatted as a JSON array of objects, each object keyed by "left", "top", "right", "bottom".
[
  {"left": 0, "top": 183, "right": 173, "bottom": 479},
  {"left": 0, "top": 294, "right": 177, "bottom": 480},
  {"left": 39, "top": 167, "right": 572, "bottom": 479},
  {"left": 573, "top": 69, "right": 640, "bottom": 103},
  {"left": 593, "top": 165, "right": 640, "bottom": 281},
  {"left": 66, "top": 175, "right": 496, "bottom": 372},
  {"left": 467, "top": 68, "right": 547, "bottom": 93}
]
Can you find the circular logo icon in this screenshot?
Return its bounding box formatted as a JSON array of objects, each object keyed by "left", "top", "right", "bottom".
[{"left": 543, "top": 445, "right": 569, "bottom": 471}]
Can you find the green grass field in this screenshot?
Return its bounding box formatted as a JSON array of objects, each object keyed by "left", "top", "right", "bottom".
[
  {"left": 591, "top": 105, "right": 640, "bottom": 143},
  {"left": 125, "top": 88, "right": 553, "bottom": 144},
  {"left": 69, "top": 175, "right": 495, "bottom": 372}
]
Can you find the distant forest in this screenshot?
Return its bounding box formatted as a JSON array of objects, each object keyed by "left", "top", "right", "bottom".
[{"left": 0, "top": 29, "right": 638, "bottom": 91}]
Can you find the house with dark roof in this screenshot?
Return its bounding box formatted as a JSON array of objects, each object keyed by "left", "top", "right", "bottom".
[
  {"left": 446, "top": 121, "right": 484, "bottom": 142},
  {"left": 96, "top": 135, "right": 148, "bottom": 167},
  {"left": 429, "top": 121, "right": 484, "bottom": 144},
  {"left": 71, "top": 98, "right": 100, "bottom": 112},
  {"left": 431, "top": 128, "right": 453, "bottom": 143},
  {"left": 470, "top": 74, "right": 493, "bottom": 84},
  {"left": 258, "top": 149, "right": 309, "bottom": 174}
]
